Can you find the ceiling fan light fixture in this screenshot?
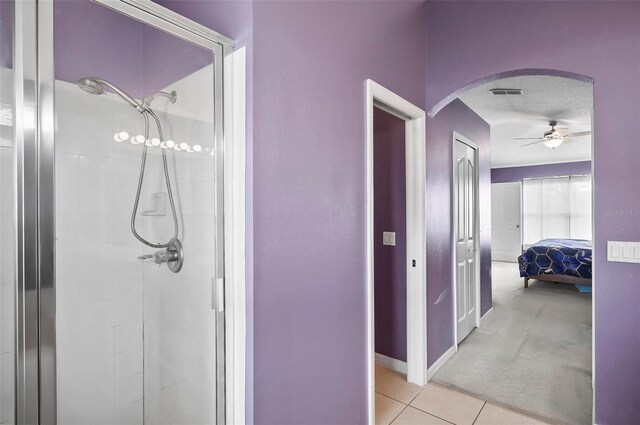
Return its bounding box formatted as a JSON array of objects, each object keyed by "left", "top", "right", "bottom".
[{"left": 543, "top": 138, "right": 563, "bottom": 149}]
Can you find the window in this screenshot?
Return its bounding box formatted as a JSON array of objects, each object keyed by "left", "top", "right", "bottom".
[{"left": 522, "top": 175, "right": 592, "bottom": 245}]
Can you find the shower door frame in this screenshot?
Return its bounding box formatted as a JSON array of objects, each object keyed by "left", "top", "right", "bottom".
[{"left": 14, "top": 0, "right": 243, "bottom": 423}]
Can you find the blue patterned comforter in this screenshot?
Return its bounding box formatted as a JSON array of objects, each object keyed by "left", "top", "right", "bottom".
[{"left": 518, "top": 239, "right": 592, "bottom": 279}]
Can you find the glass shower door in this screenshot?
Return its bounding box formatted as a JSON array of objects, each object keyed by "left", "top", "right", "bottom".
[
  {"left": 52, "top": 1, "right": 225, "bottom": 424},
  {"left": 4, "top": 1, "right": 229, "bottom": 422}
]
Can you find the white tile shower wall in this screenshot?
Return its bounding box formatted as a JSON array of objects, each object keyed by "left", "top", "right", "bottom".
[
  {"left": 55, "top": 62, "right": 218, "bottom": 425},
  {"left": 55, "top": 80, "right": 146, "bottom": 425}
]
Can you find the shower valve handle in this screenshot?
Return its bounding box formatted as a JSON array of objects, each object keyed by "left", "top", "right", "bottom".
[
  {"left": 153, "top": 248, "right": 179, "bottom": 265},
  {"left": 137, "top": 240, "right": 183, "bottom": 273}
]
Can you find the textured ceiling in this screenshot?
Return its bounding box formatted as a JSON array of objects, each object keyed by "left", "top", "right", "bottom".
[{"left": 460, "top": 76, "right": 593, "bottom": 168}]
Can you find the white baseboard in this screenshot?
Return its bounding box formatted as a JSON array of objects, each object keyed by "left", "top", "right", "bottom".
[
  {"left": 427, "top": 345, "right": 456, "bottom": 380},
  {"left": 375, "top": 353, "right": 407, "bottom": 374},
  {"left": 480, "top": 307, "right": 495, "bottom": 326}
]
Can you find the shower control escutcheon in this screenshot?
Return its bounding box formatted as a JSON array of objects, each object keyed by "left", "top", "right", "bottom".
[{"left": 152, "top": 239, "right": 184, "bottom": 273}]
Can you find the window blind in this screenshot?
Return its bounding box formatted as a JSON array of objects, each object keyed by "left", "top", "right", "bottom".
[{"left": 522, "top": 175, "right": 592, "bottom": 245}]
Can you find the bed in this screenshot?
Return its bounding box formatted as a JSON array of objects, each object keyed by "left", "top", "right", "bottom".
[{"left": 518, "top": 238, "right": 592, "bottom": 288}]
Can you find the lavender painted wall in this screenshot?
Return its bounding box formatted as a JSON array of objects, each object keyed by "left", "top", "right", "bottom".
[
  {"left": 492, "top": 161, "right": 592, "bottom": 184},
  {"left": 251, "top": 2, "right": 426, "bottom": 423},
  {"left": 426, "top": 2, "right": 640, "bottom": 423},
  {"left": 373, "top": 108, "right": 407, "bottom": 362},
  {"left": 425, "top": 99, "right": 490, "bottom": 366}
]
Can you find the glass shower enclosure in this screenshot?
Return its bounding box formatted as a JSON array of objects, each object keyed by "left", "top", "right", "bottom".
[{"left": 2, "top": 1, "right": 231, "bottom": 423}]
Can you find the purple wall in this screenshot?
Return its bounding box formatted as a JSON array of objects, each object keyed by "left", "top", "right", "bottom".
[
  {"left": 373, "top": 108, "right": 407, "bottom": 362},
  {"left": 426, "top": 2, "right": 640, "bottom": 423},
  {"left": 251, "top": 2, "right": 426, "bottom": 423},
  {"left": 425, "top": 99, "right": 491, "bottom": 366},
  {"left": 491, "top": 161, "right": 592, "bottom": 183}
]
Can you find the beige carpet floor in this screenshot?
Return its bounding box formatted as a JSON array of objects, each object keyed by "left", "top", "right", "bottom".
[{"left": 432, "top": 261, "right": 592, "bottom": 425}]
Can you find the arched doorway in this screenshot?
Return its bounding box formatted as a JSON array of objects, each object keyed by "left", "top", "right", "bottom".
[{"left": 427, "top": 69, "right": 595, "bottom": 425}]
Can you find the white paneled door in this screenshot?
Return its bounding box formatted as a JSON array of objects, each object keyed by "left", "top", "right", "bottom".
[
  {"left": 491, "top": 182, "right": 522, "bottom": 262},
  {"left": 454, "top": 138, "right": 478, "bottom": 344}
]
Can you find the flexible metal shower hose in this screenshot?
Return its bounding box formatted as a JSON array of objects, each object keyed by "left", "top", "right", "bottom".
[{"left": 130, "top": 110, "right": 180, "bottom": 249}]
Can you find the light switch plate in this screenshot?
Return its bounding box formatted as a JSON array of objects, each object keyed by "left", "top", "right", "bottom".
[
  {"left": 607, "top": 241, "right": 640, "bottom": 263},
  {"left": 383, "top": 232, "right": 396, "bottom": 246}
]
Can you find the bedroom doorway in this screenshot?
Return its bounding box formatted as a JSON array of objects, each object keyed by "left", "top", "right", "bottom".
[
  {"left": 453, "top": 134, "right": 480, "bottom": 344},
  {"left": 429, "top": 71, "right": 594, "bottom": 425}
]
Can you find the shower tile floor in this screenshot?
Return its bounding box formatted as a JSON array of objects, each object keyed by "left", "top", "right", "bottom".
[{"left": 375, "top": 364, "right": 550, "bottom": 425}]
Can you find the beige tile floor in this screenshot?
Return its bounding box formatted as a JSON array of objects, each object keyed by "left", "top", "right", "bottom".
[{"left": 375, "top": 364, "right": 551, "bottom": 425}]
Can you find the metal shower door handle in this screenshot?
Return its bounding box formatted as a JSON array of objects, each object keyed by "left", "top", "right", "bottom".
[{"left": 211, "top": 277, "right": 225, "bottom": 312}]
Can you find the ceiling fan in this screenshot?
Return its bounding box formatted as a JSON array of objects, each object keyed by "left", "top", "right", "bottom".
[{"left": 515, "top": 121, "right": 591, "bottom": 149}]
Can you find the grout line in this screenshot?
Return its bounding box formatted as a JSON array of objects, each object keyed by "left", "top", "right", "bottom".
[
  {"left": 405, "top": 384, "right": 456, "bottom": 424},
  {"left": 407, "top": 387, "right": 423, "bottom": 405},
  {"left": 472, "top": 401, "right": 487, "bottom": 425},
  {"left": 374, "top": 390, "right": 413, "bottom": 406},
  {"left": 388, "top": 404, "right": 409, "bottom": 425},
  {"left": 406, "top": 404, "right": 456, "bottom": 425}
]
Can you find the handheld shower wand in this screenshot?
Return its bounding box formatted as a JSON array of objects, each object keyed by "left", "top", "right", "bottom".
[{"left": 77, "top": 77, "right": 184, "bottom": 272}]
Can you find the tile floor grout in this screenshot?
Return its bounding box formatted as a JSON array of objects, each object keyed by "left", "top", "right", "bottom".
[
  {"left": 387, "top": 403, "right": 407, "bottom": 425},
  {"left": 471, "top": 401, "right": 486, "bottom": 425},
  {"left": 388, "top": 401, "right": 457, "bottom": 425},
  {"left": 376, "top": 389, "right": 458, "bottom": 425},
  {"left": 374, "top": 390, "right": 411, "bottom": 406}
]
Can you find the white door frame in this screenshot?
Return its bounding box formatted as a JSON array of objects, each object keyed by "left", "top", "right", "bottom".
[
  {"left": 451, "top": 132, "right": 481, "bottom": 347},
  {"left": 366, "top": 80, "right": 427, "bottom": 424},
  {"left": 224, "top": 46, "right": 247, "bottom": 425}
]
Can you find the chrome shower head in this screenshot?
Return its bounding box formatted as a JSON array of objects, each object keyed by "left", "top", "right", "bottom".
[
  {"left": 77, "top": 77, "right": 146, "bottom": 113},
  {"left": 77, "top": 78, "right": 105, "bottom": 96}
]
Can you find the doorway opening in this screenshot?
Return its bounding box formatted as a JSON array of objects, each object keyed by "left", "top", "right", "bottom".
[
  {"left": 433, "top": 72, "right": 594, "bottom": 425},
  {"left": 365, "top": 80, "right": 427, "bottom": 424}
]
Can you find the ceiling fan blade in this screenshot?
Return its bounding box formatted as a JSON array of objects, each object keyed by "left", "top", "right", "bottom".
[
  {"left": 566, "top": 131, "right": 591, "bottom": 137},
  {"left": 521, "top": 140, "right": 546, "bottom": 147},
  {"left": 513, "top": 137, "right": 543, "bottom": 140},
  {"left": 562, "top": 138, "right": 574, "bottom": 144}
]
